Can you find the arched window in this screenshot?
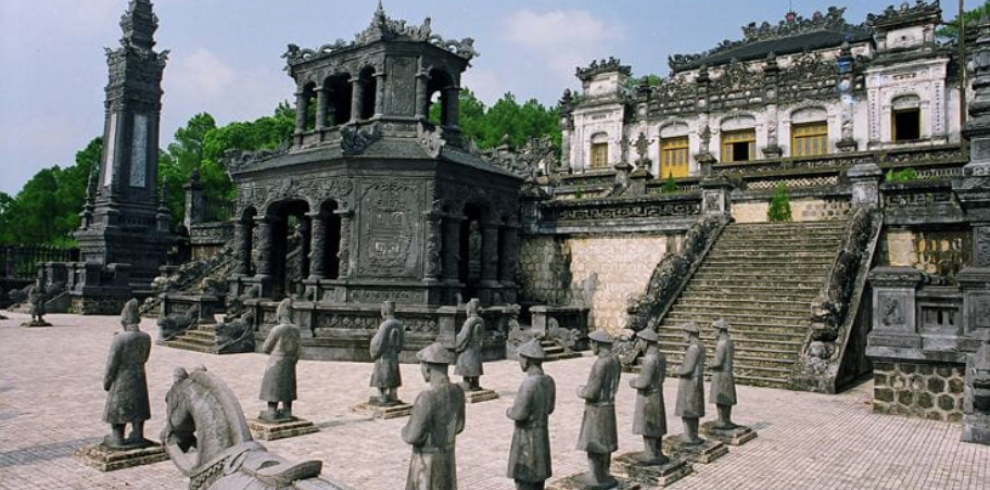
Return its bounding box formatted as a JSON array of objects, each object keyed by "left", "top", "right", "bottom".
[
  {"left": 720, "top": 115, "right": 757, "bottom": 163},
  {"left": 321, "top": 73, "right": 352, "bottom": 127},
  {"left": 659, "top": 122, "right": 690, "bottom": 178},
  {"left": 891, "top": 94, "right": 921, "bottom": 142},
  {"left": 358, "top": 67, "right": 377, "bottom": 120},
  {"left": 426, "top": 69, "right": 458, "bottom": 128},
  {"left": 790, "top": 107, "right": 828, "bottom": 157}
]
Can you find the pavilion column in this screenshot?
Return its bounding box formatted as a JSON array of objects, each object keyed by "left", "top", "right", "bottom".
[
  {"left": 254, "top": 216, "right": 275, "bottom": 278},
  {"left": 480, "top": 221, "right": 499, "bottom": 285},
  {"left": 307, "top": 211, "right": 327, "bottom": 280},
  {"left": 415, "top": 70, "right": 430, "bottom": 119},
  {"left": 315, "top": 87, "right": 329, "bottom": 131},
  {"left": 424, "top": 209, "right": 443, "bottom": 283},
  {"left": 350, "top": 78, "right": 365, "bottom": 123},
  {"left": 442, "top": 215, "right": 462, "bottom": 283},
  {"left": 294, "top": 90, "right": 308, "bottom": 135},
  {"left": 299, "top": 216, "right": 311, "bottom": 279},
  {"left": 374, "top": 73, "right": 386, "bottom": 117},
  {"left": 443, "top": 86, "right": 460, "bottom": 129},
  {"left": 498, "top": 223, "right": 520, "bottom": 286},
  {"left": 335, "top": 209, "right": 354, "bottom": 279},
  {"left": 233, "top": 220, "right": 252, "bottom": 276}
]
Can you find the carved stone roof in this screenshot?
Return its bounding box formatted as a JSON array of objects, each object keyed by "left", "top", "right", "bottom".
[
  {"left": 867, "top": 0, "right": 942, "bottom": 29},
  {"left": 669, "top": 7, "right": 871, "bottom": 72},
  {"left": 283, "top": 2, "right": 478, "bottom": 70},
  {"left": 576, "top": 57, "right": 632, "bottom": 81}
]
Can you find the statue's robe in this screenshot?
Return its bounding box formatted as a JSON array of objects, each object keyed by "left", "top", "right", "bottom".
[
  {"left": 675, "top": 340, "right": 706, "bottom": 419},
  {"left": 259, "top": 323, "right": 301, "bottom": 403},
  {"left": 370, "top": 318, "right": 404, "bottom": 389},
  {"left": 506, "top": 372, "right": 556, "bottom": 483},
  {"left": 103, "top": 329, "right": 152, "bottom": 425},
  {"left": 28, "top": 286, "right": 45, "bottom": 318},
  {"left": 709, "top": 337, "right": 737, "bottom": 406},
  {"left": 402, "top": 381, "right": 466, "bottom": 490},
  {"left": 632, "top": 351, "right": 667, "bottom": 438},
  {"left": 576, "top": 354, "right": 621, "bottom": 454},
  {"left": 454, "top": 316, "right": 484, "bottom": 378}
]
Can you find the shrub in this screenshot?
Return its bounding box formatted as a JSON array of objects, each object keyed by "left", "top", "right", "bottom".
[
  {"left": 768, "top": 182, "right": 792, "bottom": 222},
  {"left": 885, "top": 168, "right": 918, "bottom": 183},
  {"left": 662, "top": 173, "right": 679, "bottom": 194}
]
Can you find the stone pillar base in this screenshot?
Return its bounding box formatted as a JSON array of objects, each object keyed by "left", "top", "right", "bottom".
[
  {"left": 351, "top": 400, "right": 414, "bottom": 419},
  {"left": 74, "top": 440, "right": 168, "bottom": 472},
  {"left": 247, "top": 417, "right": 319, "bottom": 441},
  {"left": 612, "top": 452, "right": 693, "bottom": 487},
  {"left": 547, "top": 473, "right": 642, "bottom": 490},
  {"left": 661, "top": 435, "right": 728, "bottom": 464},
  {"left": 699, "top": 422, "right": 758, "bottom": 446},
  {"left": 21, "top": 320, "right": 52, "bottom": 327},
  {"left": 463, "top": 388, "right": 500, "bottom": 404}
]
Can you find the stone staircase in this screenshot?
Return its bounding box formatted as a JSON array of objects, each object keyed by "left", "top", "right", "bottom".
[
  {"left": 540, "top": 338, "right": 582, "bottom": 362},
  {"left": 656, "top": 220, "right": 848, "bottom": 390},
  {"left": 163, "top": 324, "right": 220, "bottom": 354}
]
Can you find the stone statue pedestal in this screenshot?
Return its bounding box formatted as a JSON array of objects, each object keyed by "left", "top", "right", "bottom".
[
  {"left": 700, "top": 422, "right": 758, "bottom": 446},
  {"left": 661, "top": 436, "right": 728, "bottom": 464},
  {"left": 74, "top": 440, "right": 168, "bottom": 472},
  {"left": 247, "top": 417, "right": 319, "bottom": 441},
  {"left": 463, "top": 388, "right": 499, "bottom": 404},
  {"left": 351, "top": 399, "right": 414, "bottom": 419},
  {"left": 21, "top": 319, "right": 52, "bottom": 327},
  {"left": 612, "top": 452, "right": 693, "bottom": 487},
  {"left": 547, "top": 473, "right": 642, "bottom": 490}
]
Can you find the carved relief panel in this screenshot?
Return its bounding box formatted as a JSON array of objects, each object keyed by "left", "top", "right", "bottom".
[{"left": 356, "top": 178, "right": 424, "bottom": 279}]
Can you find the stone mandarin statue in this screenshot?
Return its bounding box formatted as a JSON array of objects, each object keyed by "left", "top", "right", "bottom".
[
  {"left": 402, "top": 342, "right": 466, "bottom": 490},
  {"left": 26, "top": 281, "right": 49, "bottom": 326},
  {"left": 576, "top": 329, "right": 622, "bottom": 489},
  {"left": 709, "top": 319, "right": 738, "bottom": 429},
  {"left": 675, "top": 322, "right": 706, "bottom": 444},
  {"left": 455, "top": 298, "right": 485, "bottom": 391},
  {"left": 629, "top": 329, "right": 669, "bottom": 465},
  {"left": 370, "top": 300, "right": 405, "bottom": 405},
  {"left": 507, "top": 338, "right": 556, "bottom": 490},
  {"left": 259, "top": 298, "right": 301, "bottom": 421},
  {"left": 103, "top": 299, "right": 153, "bottom": 448}
]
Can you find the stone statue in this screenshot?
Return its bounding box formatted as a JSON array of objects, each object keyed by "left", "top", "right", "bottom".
[
  {"left": 402, "top": 342, "right": 465, "bottom": 490},
  {"left": 629, "top": 329, "right": 668, "bottom": 465},
  {"left": 259, "top": 298, "right": 301, "bottom": 421},
  {"left": 506, "top": 338, "right": 556, "bottom": 490},
  {"left": 25, "top": 282, "right": 49, "bottom": 326},
  {"left": 674, "top": 322, "right": 706, "bottom": 444},
  {"left": 370, "top": 300, "right": 405, "bottom": 405},
  {"left": 454, "top": 298, "right": 485, "bottom": 391},
  {"left": 709, "top": 319, "right": 737, "bottom": 429},
  {"left": 163, "top": 366, "right": 345, "bottom": 490},
  {"left": 103, "top": 299, "right": 152, "bottom": 449},
  {"left": 575, "top": 330, "right": 621, "bottom": 489}
]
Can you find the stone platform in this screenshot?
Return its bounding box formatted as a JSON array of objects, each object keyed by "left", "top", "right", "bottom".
[
  {"left": 247, "top": 417, "right": 319, "bottom": 441},
  {"left": 20, "top": 320, "right": 51, "bottom": 327},
  {"left": 547, "top": 473, "right": 642, "bottom": 490},
  {"left": 700, "top": 421, "right": 758, "bottom": 446},
  {"left": 351, "top": 400, "right": 414, "bottom": 419},
  {"left": 73, "top": 440, "right": 169, "bottom": 472},
  {"left": 612, "top": 452, "right": 693, "bottom": 487},
  {"left": 662, "top": 436, "right": 728, "bottom": 464},
  {"left": 464, "top": 388, "right": 500, "bottom": 404}
]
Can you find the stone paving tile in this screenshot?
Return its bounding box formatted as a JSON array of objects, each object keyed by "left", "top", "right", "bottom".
[{"left": 1, "top": 312, "right": 988, "bottom": 490}]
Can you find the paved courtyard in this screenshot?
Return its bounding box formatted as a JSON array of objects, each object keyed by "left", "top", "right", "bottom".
[{"left": 0, "top": 313, "right": 988, "bottom": 490}]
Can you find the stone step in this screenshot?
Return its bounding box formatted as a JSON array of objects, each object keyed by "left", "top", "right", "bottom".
[
  {"left": 685, "top": 279, "right": 825, "bottom": 291},
  {"left": 691, "top": 270, "right": 831, "bottom": 281},
  {"left": 668, "top": 306, "right": 809, "bottom": 321},
  {"left": 183, "top": 329, "right": 218, "bottom": 342},
  {"left": 707, "top": 247, "right": 838, "bottom": 256},
  {"left": 723, "top": 224, "right": 847, "bottom": 235},
  {"left": 715, "top": 237, "right": 843, "bottom": 248},
  {"left": 170, "top": 334, "right": 216, "bottom": 348},
  {"left": 734, "top": 374, "right": 792, "bottom": 389},
  {"left": 702, "top": 258, "right": 835, "bottom": 268},
  {"left": 659, "top": 319, "right": 809, "bottom": 335},
  {"left": 676, "top": 292, "right": 818, "bottom": 305},
  {"left": 164, "top": 339, "right": 214, "bottom": 353},
  {"left": 663, "top": 312, "right": 810, "bottom": 327},
  {"left": 658, "top": 338, "right": 803, "bottom": 355},
  {"left": 672, "top": 300, "right": 810, "bottom": 315},
  {"left": 657, "top": 328, "right": 805, "bottom": 343}
]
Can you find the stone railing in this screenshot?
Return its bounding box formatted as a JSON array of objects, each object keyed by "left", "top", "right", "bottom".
[
  {"left": 539, "top": 192, "right": 702, "bottom": 233},
  {"left": 0, "top": 244, "right": 79, "bottom": 280},
  {"left": 881, "top": 179, "right": 966, "bottom": 225},
  {"left": 792, "top": 207, "right": 883, "bottom": 393}
]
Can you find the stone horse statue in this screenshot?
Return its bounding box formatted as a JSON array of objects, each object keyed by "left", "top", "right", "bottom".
[{"left": 162, "top": 366, "right": 345, "bottom": 490}]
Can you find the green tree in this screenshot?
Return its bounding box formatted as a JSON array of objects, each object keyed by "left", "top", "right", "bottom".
[
  {"left": 428, "top": 88, "right": 562, "bottom": 152},
  {"left": 938, "top": 1, "right": 990, "bottom": 39},
  {"left": 767, "top": 183, "right": 793, "bottom": 222}
]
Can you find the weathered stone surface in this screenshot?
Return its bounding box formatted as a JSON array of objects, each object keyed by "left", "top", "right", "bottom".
[
  {"left": 74, "top": 440, "right": 168, "bottom": 472},
  {"left": 612, "top": 452, "right": 692, "bottom": 488},
  {"left": 547, "top": 474, "right": 642, "bottom": 490},
  {"left": 350, "top": 400, "right": 415, "bottom": 419},
  {"left": 464, "top": 389, "right": 500, "bottom": 404},
  {"left": 700, "top": 421, "right": 758, "bottom": 446},
  {"left": 661, "top": 436, "right": 728, "bottom": 464},
  {"left": 247, "top": 417, "right": 319, "bottom": 441}
]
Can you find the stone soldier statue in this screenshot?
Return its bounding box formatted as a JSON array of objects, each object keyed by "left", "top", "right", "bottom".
[
  {"left": 709, "top": 319, "right": 737, "bottom": 429},
  {"left": 402, "top": 342, "right": 466, "bottom": 490},
  {"left": 629, "top": 329, "right": 668, "bottom": 465},
  {"left": 370, "top": 300, "right": 405, "bottom": 405},
  {"left": 455, "top": 298, "right": 485, "bottom": 391},
  {"left": 259, "top": 298, "right": 301, "bottom": 421},
  {"left": 507, "top": 338, "right": 556, "bottom": 490},
  {"left": 675, "top": 322, "right": 706, "bottom": 444},
  {"left": 102, "top": 299, "right": 152, "bottom": 448},
  {"left": 28, "top": 282, "right": 47, "bottom": 325},
  {"left": 576, "top": 330, "right": 621, "bottom": 489}
]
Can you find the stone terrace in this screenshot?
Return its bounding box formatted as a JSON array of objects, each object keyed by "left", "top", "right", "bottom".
[{"left": 0, "top": 313, "right": 987, "bottom": 490}]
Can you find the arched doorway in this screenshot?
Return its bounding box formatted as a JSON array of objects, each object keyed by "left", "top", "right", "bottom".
[
  {"left": 459, "top": 203, "right": 484, "bottom": 300},
  {"left": 265, "top": 199, "right": 311, "bottom": 299}
]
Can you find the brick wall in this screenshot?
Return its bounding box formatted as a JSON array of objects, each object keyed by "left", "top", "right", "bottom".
[
  {"left": 873, "top": 361, "right": 966, "bottom": 422},
  {"left": 733, "top": 197, "right": 851, "bottom": 223}
]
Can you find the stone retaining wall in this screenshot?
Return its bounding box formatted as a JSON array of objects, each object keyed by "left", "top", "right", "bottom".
[
  {"left": 872, "top": 361, "right": 966, "bottom": 422},
  {"left": 732, "top": 197, "right": 851, "bottom": 223},
  {"left": 877, "top": 228, "right": 971, "bottom": 279}
]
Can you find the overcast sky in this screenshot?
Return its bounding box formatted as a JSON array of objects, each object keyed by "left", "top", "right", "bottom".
[{"left": 0, "top": 0, "right": 959, "bottom": 195}]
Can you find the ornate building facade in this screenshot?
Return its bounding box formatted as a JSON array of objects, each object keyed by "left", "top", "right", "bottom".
[{"left": 560, "top": 3, "right": 962, "bottom": 179}]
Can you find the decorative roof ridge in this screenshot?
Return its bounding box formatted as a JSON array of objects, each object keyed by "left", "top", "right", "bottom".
[
  {"left": 867, "top": 0, "right": 942, "bottom": 28},
  {"left": 283, "top": 3, "right": 478, "bottom": 70},
  {"left": 576, "top": 57, "right": 632, "bottom": 80},
  {"left": 668, "top": 6, "right": 870, "bottom": 71}
]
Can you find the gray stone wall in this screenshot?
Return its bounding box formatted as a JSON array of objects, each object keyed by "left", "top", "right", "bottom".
[
  {"left": 519, "top": 236, "right": 573, "bottom": 306},
  {"left": 877, "top": 229, "right": 972, "bottom": 279},
  {"left": 873, "top": 361, "right": 966, "bottom": 422}
]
